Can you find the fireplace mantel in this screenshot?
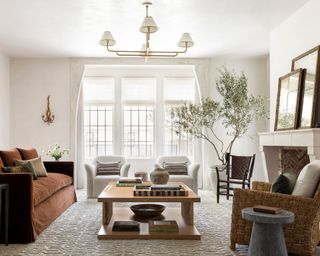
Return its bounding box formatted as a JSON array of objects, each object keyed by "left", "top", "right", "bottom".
[{"left": 258, "top": 129, "right": 320, "bottom": 182}]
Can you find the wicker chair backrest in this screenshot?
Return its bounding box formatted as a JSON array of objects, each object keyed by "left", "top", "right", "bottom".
[{"left": 313, "top": 182, "right": 320, "bottom": 201}]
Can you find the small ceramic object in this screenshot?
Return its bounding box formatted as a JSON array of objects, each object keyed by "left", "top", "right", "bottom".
[{"left": 150, "top": 167, "right": 169, "bottom": 184}]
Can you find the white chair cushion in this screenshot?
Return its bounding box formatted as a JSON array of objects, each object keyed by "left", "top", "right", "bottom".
[
  {"left": 168, "top": 175, "right": 193, "bottom": 191},
  {"left": 93, "top": 175, "right": 120, "bottom": 197},
  {"left": 157, "top": 156, "right": 190, "bottom": 166},
  {"left": 292, "top": 160, "right": 320, "bottom": 197}
]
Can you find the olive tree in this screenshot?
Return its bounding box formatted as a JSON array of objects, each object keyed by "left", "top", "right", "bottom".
[{"left": 170, "top": 67, "right": 268, "bottom": 164}]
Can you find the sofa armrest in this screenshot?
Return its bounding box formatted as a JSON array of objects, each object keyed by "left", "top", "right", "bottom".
[
  {"left": 188, "top": 163, "right": 200, "bottom": 194},
  {"left": 121, "top": 163, "right": 130, "bottom": 177},
  {"left": 84, "top": 163, "right": 96, "bottom": 178},
  {"left": 252, "top": 181, "right": 272, "bottom": 191},
  {"left": 0, "top": 173, "right": 35, "bottom": 243},
  {"left": 84, "top": 163, "right": 96, "bottom": 198},
  {"left": 188, "top": 163, "right": 200, "bottom": 179},
  {"left": 43, "top": 161, "right": 74, "bottom": 181}
]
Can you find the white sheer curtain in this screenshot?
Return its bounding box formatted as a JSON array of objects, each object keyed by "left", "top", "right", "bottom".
[{"left": 76, "top": 85, "right": 85, "bottom": 188}]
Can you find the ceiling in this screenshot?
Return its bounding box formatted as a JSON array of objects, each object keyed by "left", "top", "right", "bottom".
[{"left": 0, "top": 0, "right": 309, "bottom": 58}]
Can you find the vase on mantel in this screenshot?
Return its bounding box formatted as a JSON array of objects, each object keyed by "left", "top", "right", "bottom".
[{"left": 150, "top": 167, "right": 169, "bottom": 184}]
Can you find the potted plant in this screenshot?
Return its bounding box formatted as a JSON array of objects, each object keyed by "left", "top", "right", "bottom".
[
  {"left": 45, "top": 144, "right": 69, "bottom": 161},
  {"left": 170, "top": 66, "right": 268, "bottom": 165}
]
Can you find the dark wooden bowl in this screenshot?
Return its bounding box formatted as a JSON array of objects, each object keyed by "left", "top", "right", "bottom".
[{"left": 130, "top": 204, "right": 165, "bottom": 218}]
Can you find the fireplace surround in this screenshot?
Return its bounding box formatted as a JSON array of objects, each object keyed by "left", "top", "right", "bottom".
[{"left": 259, "top": 129, "right": 320, "bottom": 182}]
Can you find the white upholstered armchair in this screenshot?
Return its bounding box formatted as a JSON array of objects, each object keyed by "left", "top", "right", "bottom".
[
  {"left": 155, "top": 156, "right": 200, "bottom": 193},
  {"left": 84, "top": 156, "right": 130, "bottom": 198}
]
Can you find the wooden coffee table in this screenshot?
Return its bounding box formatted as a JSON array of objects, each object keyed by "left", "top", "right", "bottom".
[{"left": 97, "top": 182, "right": 201, "bottom": 240}]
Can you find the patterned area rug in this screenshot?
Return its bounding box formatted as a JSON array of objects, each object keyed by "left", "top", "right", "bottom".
[{"left": 0, "top": 190, "right": 238, "bottom": 256}]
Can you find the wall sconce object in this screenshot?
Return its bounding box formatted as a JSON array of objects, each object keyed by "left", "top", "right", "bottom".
[{"left": 42, "top": 95, "right": 55, "bottom": 125}]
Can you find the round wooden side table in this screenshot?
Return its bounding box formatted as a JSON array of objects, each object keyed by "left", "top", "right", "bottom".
[{"left": 242, "top": 207, "right": 294, "bottom": 256}]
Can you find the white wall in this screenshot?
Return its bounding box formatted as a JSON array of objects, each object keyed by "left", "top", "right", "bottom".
[
  {"left": 0, "top": 50, "right": 10, "bottom": 148},
  {"left": 204, "top": 57, "right": 270, "bottom": 188},
  {"left": 9, "top": 57, "right": 269, "bottom": 190},
  {"left": 10, "top": 59, "right": 70, "bottom": 159},
  {"left": 270, "top": 0, "right": 320, "bottom": 131}
]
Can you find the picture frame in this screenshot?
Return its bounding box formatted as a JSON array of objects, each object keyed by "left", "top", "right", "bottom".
[
  {"left": 291, "top": 45, "right": 320, "bottom": 128},
  {"left": 274, "top": 69, "right": 304, "bottom": 131}
]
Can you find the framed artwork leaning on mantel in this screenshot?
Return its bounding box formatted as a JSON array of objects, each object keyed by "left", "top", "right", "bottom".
[
  {"left": 274, "top": 68, "right": 304, "bottom": 131},
  {"left": 292, "top": 45, "right": 320, "bottom": 128}
]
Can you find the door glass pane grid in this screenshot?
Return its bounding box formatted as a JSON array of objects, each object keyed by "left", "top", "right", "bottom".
[
  {"left": 123, "top": 106, "right": 154, "bottom": 157},
  {"left": 84, "top": 105, "right": 113, "bottom": 158},
  {"left": 164, "top": 106, "right": 194, "bottom": 157}
]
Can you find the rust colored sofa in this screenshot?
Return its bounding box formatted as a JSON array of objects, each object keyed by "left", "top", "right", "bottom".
[{"left": 0, "top": 148, "right": 77, "bottom": 243}]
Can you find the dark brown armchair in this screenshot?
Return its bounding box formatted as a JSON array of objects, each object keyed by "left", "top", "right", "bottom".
[{"left": 215, "top": 153, "right": 255, "bottom": 203}]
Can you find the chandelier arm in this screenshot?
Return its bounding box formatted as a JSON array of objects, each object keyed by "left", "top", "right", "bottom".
[
  {"left": 106, "top": 45, "right": 188, "bottom": 55},
  {"left": 115, "top": 52, "right": 180, "bottom": 57}
]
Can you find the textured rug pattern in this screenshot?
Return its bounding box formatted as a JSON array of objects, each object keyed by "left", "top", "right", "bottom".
[{"left": 0, "top": 190, "right": 236, "bottom": 256}]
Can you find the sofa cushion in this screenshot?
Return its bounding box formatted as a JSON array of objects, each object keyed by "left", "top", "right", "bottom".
[
  {"left": 292, "top": 160, "right": 320, "bottom": 197},
  {"left": 0, "top": 148, "right": 22, "bottom": 166},
  {"left": 168, "top": 175, "right": 193, "bottom": 190},
  {"left": 163, "top": 162, "right": 188, "bottom": 175},
  {"left": 17, "top": 148, "right": 39, "bottom": 160},
  {"left": 15, "top": 156, "right": 48, "bottom": 177},
  {"left": 93, "top": 175, "right": 121, "bottom": 197},
  {"left": 272, "top": 171, "right": 297, "bottom": 194},
  {"left": 33, "top": 173, "right": 73, "bottom": 206}
]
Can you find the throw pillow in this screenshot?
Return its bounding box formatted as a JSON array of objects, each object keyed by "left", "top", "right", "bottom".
[
  {"left": 15, "top": 156, "right": 48, "bottom": 177},
  {"left": 163, "top": 162, "right": 188, "bottom": 175},
  {"left": 0, "top": 148, "right": 22, "bottom": 166},
  {"left": 0, "top": 158, "right": 4, "bottom": 171},
  {"left": 4, "top": 162, "right": 38, "bottom": 180},
  {"left": 271, "top": 171, "right": 297, "bottom": 194},
  {"left": 96, "top": 161, "right": 121, "bottom": 175},
  {"left": 17, "top": 148, "right": 39, "bottom": 160},
  {"left": 292, "top": 160, "right": 320, "bottom": 197}
]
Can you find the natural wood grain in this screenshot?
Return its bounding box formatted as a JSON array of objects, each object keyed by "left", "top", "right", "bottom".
[
  {"left": 97, "top": 182, "right": 200, "bottom": 203},
  {"left": 181, "top": 202, "right": 193, "bottom": 225},
  {"left": 102, "top": 202, "right": 113, "bottom": 225},
  {"left": 97, "top": 182, "right": 201, "bottom": 240},
  {"left": 98, "top": 207, "right": 200, "bottom": 240}
]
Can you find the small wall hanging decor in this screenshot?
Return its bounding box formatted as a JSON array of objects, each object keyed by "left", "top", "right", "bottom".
[{"left": 42, "top": 95, "right": 55, "bottom": 125}]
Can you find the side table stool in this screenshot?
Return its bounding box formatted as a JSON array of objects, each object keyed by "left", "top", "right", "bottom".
[
  {"left": 242, "top": 207, "right": 294, "bottom": 256},
  {"left": 0, "top": 183, "right": 9, "bottom": 245}
]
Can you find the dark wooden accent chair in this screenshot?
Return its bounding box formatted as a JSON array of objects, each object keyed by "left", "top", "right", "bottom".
[{"left": 215, "top": 153, "right": 255, "bottom": 203}]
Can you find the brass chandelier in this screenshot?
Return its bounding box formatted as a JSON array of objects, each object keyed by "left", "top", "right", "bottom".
[{"left": 99, "top": 1, "right": 194, "bottom": 58}]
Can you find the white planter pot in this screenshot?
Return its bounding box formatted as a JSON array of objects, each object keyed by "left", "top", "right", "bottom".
[{"left": 208, "top": 167, "right": 217, "bottom": 192}]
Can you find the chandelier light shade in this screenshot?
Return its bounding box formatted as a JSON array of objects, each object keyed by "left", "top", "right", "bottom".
[
  {"left": 140, "top": 16, "right": 158, "bottom": 33},
  {"left": 100, "top": 31, "right": 116, "bottom": 46},
  {"left": 100, "top": 1, "right": 194, "bottom": 58},
  {"left": 178, "top": 33, "right": 195, "bottom": 48}
]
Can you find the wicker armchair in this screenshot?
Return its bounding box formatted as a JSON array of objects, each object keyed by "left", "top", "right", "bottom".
[{"left": 230, "top": 181, "right": 320, "bottom": 256}]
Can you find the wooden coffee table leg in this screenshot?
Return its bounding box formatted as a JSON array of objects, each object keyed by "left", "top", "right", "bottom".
[
  {"left": 102, "top": 202, "right": 113, "bottom": 225},
  {"left": 181, "top": 202, "right": 194, "bottom": 225}
]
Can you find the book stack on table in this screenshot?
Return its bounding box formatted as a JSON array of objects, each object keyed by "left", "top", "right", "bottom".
[
  {"left": 112, "top": 221, "right": 140, "bottom": 231},
  {"left": 116, "top": 177, "right": 143, "bottom": 187},
  {"left": 253, "top": 205, "right": 283, "bottom": 214},
  {"left": 133, "top": 184, "right": 188, "bottom": 196},
  {"left": 149, "top": 220, "right": 179, "bottom": 232}
]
